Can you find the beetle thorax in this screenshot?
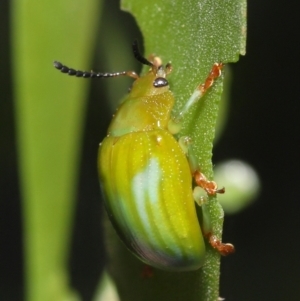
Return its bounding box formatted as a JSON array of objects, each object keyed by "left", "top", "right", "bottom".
[{"left": 107, "top": 71, "right": 174, "bottom": 137}]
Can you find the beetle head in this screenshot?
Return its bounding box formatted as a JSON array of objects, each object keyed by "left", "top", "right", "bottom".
[{"left": 132, "top": 40, "right": 172, "bottom": 89}]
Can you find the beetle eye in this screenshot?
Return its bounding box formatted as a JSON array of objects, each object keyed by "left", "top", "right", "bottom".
[{"left": 153, "top": 77, "right": 168, "bottom": 88}]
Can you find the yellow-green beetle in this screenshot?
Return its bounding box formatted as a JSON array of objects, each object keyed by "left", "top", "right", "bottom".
[{"left": 54, "top": 41, "right": 234, "bottom": 271}]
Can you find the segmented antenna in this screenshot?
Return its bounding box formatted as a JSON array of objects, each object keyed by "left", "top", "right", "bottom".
[
  {"left": 54, "top": 41, "right": 152, "bottom": 79},
  {"left": 53, "top": 61, "right": 130, "bottom": 78},
  {"left": 132, "top": 40, "right": 153, "bottom": 67}
]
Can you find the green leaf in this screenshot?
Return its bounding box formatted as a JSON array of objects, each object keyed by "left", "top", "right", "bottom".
[
  {"left": 11, "top": 1, "right": 103, "bottom": 300},
  {"left": 104, "top": 1, "right": 246, "bottom": 301}
]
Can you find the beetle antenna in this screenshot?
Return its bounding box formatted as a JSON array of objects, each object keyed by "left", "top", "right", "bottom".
[
  {"left": 53, "top": 61, "right": 138, "bottom": 79},
  {"left": 132, "top": 40, "right": 153, "bottom": 67}
]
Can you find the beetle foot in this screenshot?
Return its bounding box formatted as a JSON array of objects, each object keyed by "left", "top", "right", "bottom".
[
  {"left": 141, "top": 265, "right": 154, "bottom": 279},
  {"left": 207, "top": 233, "right": 235, "bottom": 256},
  {"left": 193, "top": 170, "right": 225, "bottom": 195}
]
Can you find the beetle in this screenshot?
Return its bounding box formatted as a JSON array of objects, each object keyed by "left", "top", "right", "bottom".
[{"left": 54, "top": 41, "right": 234, "bottom": 271}]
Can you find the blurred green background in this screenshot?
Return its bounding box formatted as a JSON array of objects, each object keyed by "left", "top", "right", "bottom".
[{"left": 1, "top": 0, "right": 299, "bottom": 301}]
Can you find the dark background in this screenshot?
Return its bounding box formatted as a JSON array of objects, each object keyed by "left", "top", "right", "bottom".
[{"left": 1, "top": 0, "right": 299, "bottom": 300}]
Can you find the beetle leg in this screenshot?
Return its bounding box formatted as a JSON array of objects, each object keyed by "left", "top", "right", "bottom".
[
  {"left": 201, "top": 203, "right": 235, "bottom": 256},
  {"left": 194, "top": 170, "right": 225, "bottom": 196},
  {"left": 192, "top": 186, "right": 207, "bottom": 206},
  {"left": 141, "top": 265, "right": 154, "bottom": 279},
  {"left": 198, "top": 203, "right": 235, "bottom": 256},
  {"left": 178, "top": 136, "right": 225, "bottom": 196},
  {"left": 172, "top": 62, "right": 224, "bottom": 125},
  {"left": 206, "top": 233, "right": 235, "bottom": 256}
]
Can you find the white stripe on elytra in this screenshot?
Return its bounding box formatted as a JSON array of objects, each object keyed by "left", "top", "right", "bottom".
[
  {"left": 132, "top": 157, "right": 161, "bottom": 238},
  {"left": 131, "top": 157, "right": 182, "bottom": 257}
]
